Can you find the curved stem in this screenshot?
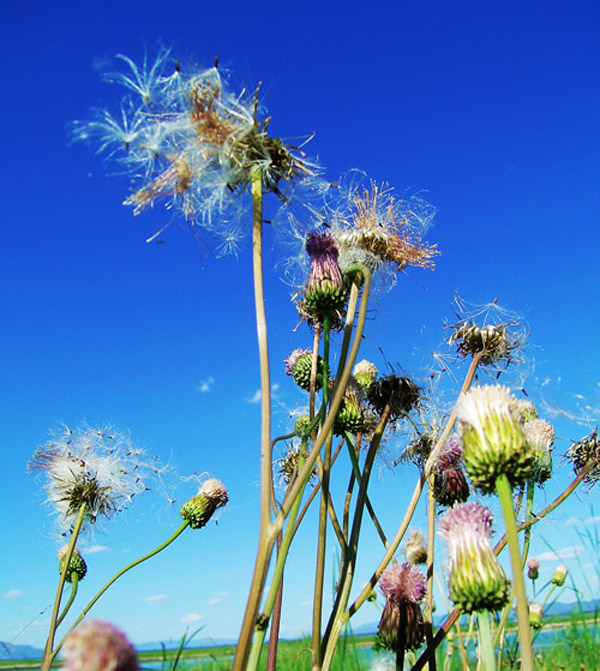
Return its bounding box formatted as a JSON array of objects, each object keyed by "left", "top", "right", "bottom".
[
  {"left": 495, "top": 473, "right": 533, "bottom": 671},
  {"left": 55, "top": 573, "right": 79, "bottom": 629},
  {"left": 51, "top": 521, "right": 189, "bottom": 663},
  {"left": 41, "top": 503, "right": 87, "bottom": 671}
]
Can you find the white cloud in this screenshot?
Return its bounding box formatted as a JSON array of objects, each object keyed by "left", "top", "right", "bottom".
[
  {"left": 140, "top": 594, "right": 168, "bottom": 606},
  {"left": 83, "top": 545, "right": 109, "bottom": 554},
  {"left": 3, "top": 590, "right": 23, "bottom": 599},
  {"left": 207, "top": 591, "right": 229, "bottom": 605},
  {"left": 246, "top": 384, "right": 280, "bottom": 404},
  {"left": 181, "top": 613, "right": 205, "bottom": 623},
  {"left": 196, "top": 377, "right": 215, "bottom": 393},
  {"left": 536, "top": 545, "right": 584, "bottom": 562}
]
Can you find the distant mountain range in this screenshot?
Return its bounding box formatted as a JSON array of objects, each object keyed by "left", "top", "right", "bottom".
[{"left": 3, "top": 599, "right": 599, "bottom": 661}]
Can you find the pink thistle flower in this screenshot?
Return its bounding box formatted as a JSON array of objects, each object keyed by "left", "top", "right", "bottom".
[{"left": 62, "top": 619, "right": 138, "bottom": 671}]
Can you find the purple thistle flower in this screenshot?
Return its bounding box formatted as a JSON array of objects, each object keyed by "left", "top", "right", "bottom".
[
  {"left": 438, "top": 502, "right": 509, "bottom": 614},
  {"left": 433, "top": 437, "right": 470, "bottom": 507},
  {"left": 304, "top": 232, "right": 346, "bottom": 318},
  {"left": 377, "top": 563, "right": 426, "bottom": 652},
  {"left": 61, "top": 619, "right": 139, "bottom": 671}
]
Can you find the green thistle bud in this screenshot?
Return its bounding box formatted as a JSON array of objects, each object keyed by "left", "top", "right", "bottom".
[
  {"left": 284, "top": 349, "right": 323, "bottom": 391},
  {"left": 512, "top": 399, "right": 539, "bottom": 424},
  {"left": 294, "top": 414, "right": 312, "bottom": 437},
  {"left": 439, "top": 502, "right": 510, "bottom": 614},
  {"left": 352, "top": 360, "right": 378, "bottom": 390},
  {"left": 523, "top": 418, "right": 554, "bottom": 484},
  {"left": 551, "top": 564, "right": 568, "bottom": 587},
  {"left": 527, "top": 558, "right": 540, "bottom": 580},
  {"left": 58, "top": 546, "right": 87, "bottom": 582},
  {"left": 333, "top": 378, "right": 367, "bottom": 435},
  {"left": 529, "top": 603, "right": 543, "bottom": 629},
  {"left": 180, "top": 479, "right": 228, "bottom": 529},
  {"left": 457, "top": 385, "right": 533, "bottom": 493}
]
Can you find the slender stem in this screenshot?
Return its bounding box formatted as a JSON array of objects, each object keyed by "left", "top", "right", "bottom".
[
  {"left": 321, "top": 407, "right": 391, "bottom": 670},
  {"left": 55, "top": 573, "right": 79, "bottom": 629},
  {"left": 424, "top": 481, "right": 437, "bottom": 671},
  {"left": 233, "top": 169, "right": 274, "bottom": 671},
  {"left": 41, "top": 503, "right": 87, "bottom": 671},
  {"left": 477, "top": 610, "right": 496, "bottom": 671},
  {"left": 51, "top": 521, "right": 189, "bottom": 664},
  {"left": 521, "top": 481, "right": 535, "bottom": 567},
  {"left": 495, "top": 473, "right": 533, "bottom": 671},
  {"left": 312, "top": 316, "right": 332, "bottom": 668},
  {"left": 266, "top": 534, "right": 284, "bottom": 671}
]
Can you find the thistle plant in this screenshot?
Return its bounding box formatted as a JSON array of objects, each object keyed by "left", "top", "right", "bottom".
[{"left": 36, "top": 47, "right": 596, "bottom": 671}]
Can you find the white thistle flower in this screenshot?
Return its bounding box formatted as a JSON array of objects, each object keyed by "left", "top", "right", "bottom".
[{"left": 29, "top": 426, "right": 150, "bottom": 532}]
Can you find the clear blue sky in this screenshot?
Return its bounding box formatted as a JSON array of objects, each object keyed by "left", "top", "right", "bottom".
[{"left": 1, "top": 0, "right": 599, "bottom": 650}]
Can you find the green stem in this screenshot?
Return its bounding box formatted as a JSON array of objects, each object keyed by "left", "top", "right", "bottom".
[
  {"left": 41, "top": 503, "right": 87, "bottom": 671},
  {"left": 51, "top": 521, "right": 190, "bottom": 663},
  {"left": 312, "top": 315, "right": 332, "bottom": 668},
  {"left": 424, "top": 480, "right": 437, "bottom": 671},
  {"left": 477, "top": 610, "right": 497, "bottom": 671},
  {"left": 55, "top": 573, "right": 79, "bottom": 629},
  {"left": 495, "top": 473, "right": 533, "bottom": 671}
]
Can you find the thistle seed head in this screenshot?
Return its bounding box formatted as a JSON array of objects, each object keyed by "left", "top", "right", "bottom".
[
  {"left": 58, "top": 546, "right": 87, "bottom": 583},
  {"left": 523, "top": 418, "right": 554, "bottom": 484},
  {"left": 180, "top": 478, "right": 228, "bottom": 529},
  {"left": 567, "top": 428, "right": 600, "bottom": 487},
  {"left": 367, "top": 374, "right": 421, "bottom": 421}
]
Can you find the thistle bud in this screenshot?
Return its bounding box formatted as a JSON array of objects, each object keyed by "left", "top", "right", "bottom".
[
  {"left": 352, "top": 360, "right": 378, "bottom": 390},
  {"left": 523, "top": 419, "right": 554, "bottom": 484},
  {"left": 334, "top": 378, "right": 367, "bottom": 435},
  {"left": 432, "top": 438, "right": 470, "bottom": 507},
  {"left": 529, "top": 603, "right": 544, "bottom": 629},
  {"left": 62, "top": 619, "right": 139, "bottom": 671},
  {"left": 180, "top": 479, "right": 228, "bottom": 529},
  {"left": 377, "top": 562, "right": 426, "bottom": 653},
  {"left": 527, "top": 558, "right": 540, "bottom": 580},
  {"left": 439, "top": 502, "right": 510, "bottom": 614},
  {"left": 404, "top": 529, "right": 428, "bottom": 565},
  {"left": 551, "top": 564, "right": 568, "bottom": 587},
  {"left": 294, "top": 414, "right": 312, "bottom": 437},
  {"left": 304, "top": 232, "right": 347, "bottom": 318},
  {"left": 58, "top": 546, "right": 87, "bottom": 583},
  {"left": 284, "top": 349, "right": 323, "bottom": 391},
  {"left": 456, "top": 385, "right": 532, "bottom": 493}
]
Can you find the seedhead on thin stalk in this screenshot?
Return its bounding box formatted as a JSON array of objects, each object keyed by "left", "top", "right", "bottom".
[
  {"left": 523, "top": 418, "right": 555, "bottom": 484},
  {"left": 367, "top": 372, "right": 421, "bottom": 422},
  {"left": 28, "top": 426, "right": 150, "bottom": 534},
  {"left": 303, "top": 231, "right": 347, "bottom": 320},
  {"left": 567, "top": 428, "right": 600, "bottom": 487}
]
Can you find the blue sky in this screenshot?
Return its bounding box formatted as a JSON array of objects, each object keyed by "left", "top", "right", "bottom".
[{"left": 1, "top": 0, "right": 599, "bottom": 651}]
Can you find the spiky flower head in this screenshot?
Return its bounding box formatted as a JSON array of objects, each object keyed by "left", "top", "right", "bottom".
[
  {"left": 72, "top": 51, "right": 314, "bottom": 253},
  {"left": 275, "top": 444, "right": 317, "bottom": 486},
  {"left": 377, "top": 562, "right": 426, "bottom": 652},
  {"left": 303, "top": 232, "right": 347, "bottom": 319},
  {"left": 352, "top": 360, "right": 378, "bottom": 390},
  {"left": 58, "top": 546, "right": 87, "bottom": 583},
  {"left": 180, "top": 478, "right": 228, "bottom": 529},
  {"left": 61, "top": 619, "right": 139, "bottom": 671},
  {"left": 294, "top": 414, "right": 312, "bottom": 438},
  {"left": 551, "top": 564, "right": 568, "bottom": 587},
  {"left": 523, "top": 418, "right": 554, "bottom": 484},
  {"left": 527, "top": 558, "right": 540, "bottom": 580},
  {"left": 456, "top": 385, "right": 532, "bottom": 493},
  {"left": 433, "top": 438, "right": 470, "bottom": 507},
  {"left": 405, "top": 529, "right": 428, "bottom": 565},
  {"left": 438, "top": 502, "right": 510, "bottom": 614},
  {"left": 567, "top": 428, "right": 600, "bottom": 487},
  {"left": 367, "top": 373, "right": 421, "bottom": 422},
  {"left": 284, "top": 349, "right": 324, "bottom": 391},
  {"left": 529, "top": 603, "right": 543, "bottom": 629},
  {"left": 28, "top": 426, "right": 150, "bottom": 533}
]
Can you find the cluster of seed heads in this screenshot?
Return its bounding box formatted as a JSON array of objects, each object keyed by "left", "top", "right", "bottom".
[{"left": 447, "top": 320, "right": 522, "bottom": 366}]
